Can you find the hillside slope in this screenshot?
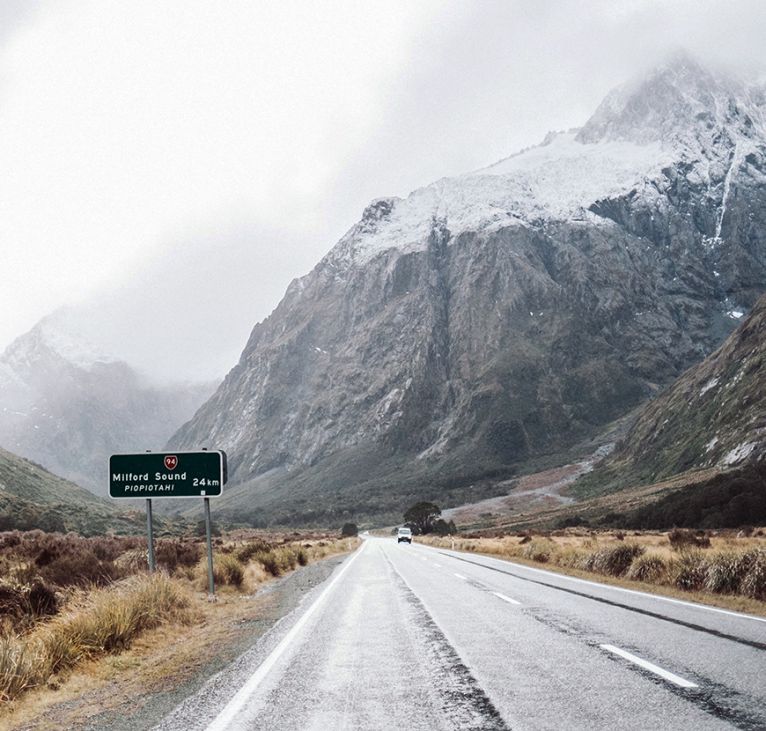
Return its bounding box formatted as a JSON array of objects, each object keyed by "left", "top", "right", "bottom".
[
  {"left": 0, "top": 447, "right": 141, "bottom": 534},
  {"left": 580, "top": 292, "right": 766, "bottom": 493}
]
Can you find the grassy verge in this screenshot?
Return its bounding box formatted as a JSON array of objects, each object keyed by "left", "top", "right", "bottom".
[
  {"left": 0, "top": 573, "right": 190, "bottom": 703},
  {"left": 0, "top": 530, "right": 357, "bottom": 718},
  {"left": 420, "top": 529, "right": 766, "bottom": 616}
]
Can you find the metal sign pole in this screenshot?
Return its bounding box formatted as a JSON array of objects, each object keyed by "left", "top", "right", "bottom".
[
  {"left": 146, "top": 498, "right": 156, "bottom": 572},
  {"left": 204, "top": 496, "right": 215, "bottom": 596}
]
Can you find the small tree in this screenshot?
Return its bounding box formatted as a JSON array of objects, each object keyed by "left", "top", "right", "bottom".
[
  {"left": 432, "top": 518, "right": 457, "bottom": 536},
  {"left": 341, "top": 522, "right": 358, "bottom": 537},
  {"left": 403, "top": 501, "right": 442, "bottom": 535}
]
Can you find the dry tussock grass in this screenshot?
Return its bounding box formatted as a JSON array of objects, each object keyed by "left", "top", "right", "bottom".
[
  {"left": 0, "top": 574, "right": 190, "bottom": 703},
  {"left": 423, "top": 530, "right": 766, "bottom": 603}
]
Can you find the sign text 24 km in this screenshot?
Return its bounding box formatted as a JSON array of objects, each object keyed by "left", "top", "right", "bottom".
[{"left": 109, "top": 451, "right": 226, "bottom": 499}]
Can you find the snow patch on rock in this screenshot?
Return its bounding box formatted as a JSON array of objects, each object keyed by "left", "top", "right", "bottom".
[
  {"left": 699, "top": 377, "right": 720, "bottom": 396},
  {"left": 720, "top": 441, "right": 758, "bottom": 466},
  {"left": 332, "top": 132, "right": 672, "bottom": 265}
]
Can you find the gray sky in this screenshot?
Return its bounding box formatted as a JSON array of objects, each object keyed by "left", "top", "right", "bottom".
[{"left": 3, "top": 0, "right": 766, "bottom": 382}]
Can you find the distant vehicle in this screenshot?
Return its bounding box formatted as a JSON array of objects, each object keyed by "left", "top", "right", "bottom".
[{"left": 397, "top": 527, "right": 412, "bottom": 544}]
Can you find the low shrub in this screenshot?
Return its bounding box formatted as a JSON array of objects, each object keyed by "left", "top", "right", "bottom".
[
  {"left": 673, "top": 552, "right": 708, "bottom": 591},
  {"left": 626, "top": 554, "right": 667, "bottom": 583},
  {"left": 668, "top": 528, "right": 710, "bottom": 550},
  {"left": 216, "top": 554, "right": 244, "bottom": 588},
  {"left": 589, "top": 544, "right": 645, "bottom": 577},
  {"left": 340, "top": 523, "right": 358, "bottom": 537},
  {"left": 704, "top": 552, "right": 748, "bottom": 594},
  {"left": 155, "top": 540, "right": 201, "bottom": 573},
  {"left": 0, "top": 583, "right": 30, "bottom": 621},
  {"left": 27, "top": 580, "right": 58, "bottom": 617},
  {"left": 740, "top": 548, "right": 766, "bottom": 600},
  {"left": 40, "top": 550, "right": 122, "bottom": 588},
  {"left": 521, "top": 540, "right": 553, "bottom": 563},
  {"left": 235, "top": 540, "right": 273, "bottom": 564}
]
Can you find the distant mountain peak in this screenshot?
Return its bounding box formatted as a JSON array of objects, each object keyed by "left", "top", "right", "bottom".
[
  {"left": 3, "top": 308, "right": 117, "bottom": 374},
  {"left": 323, "top": 53, "right": 766, "bottom": 270},
  {"left": 577, "top": 50, "right": 764, "bottom": 147}
]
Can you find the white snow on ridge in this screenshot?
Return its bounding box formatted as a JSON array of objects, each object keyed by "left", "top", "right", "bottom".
[
  {"left": 326, "top": 54, "right": 766, "bottom": 270},
  {"left": 699, "top": 377, "right": 720, "bottom": 397},
  {"left": 720, "top": 441, "right": 758, "bottom": 466},
  {"left": 339, "top": 132, "right": 673, "bottom": 265},
  {"left": 1, "top": 309, "right": 117, "bottom": 373}
]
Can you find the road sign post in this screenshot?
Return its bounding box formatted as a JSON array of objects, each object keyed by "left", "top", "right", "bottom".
[
  {"left": 204, "top": 497, "right": 215, "bottom": 597},
  {"left": 146, "top": 498, "right": 156, "bottom": 572},
  {"left": 109, "top": 450, "right": 226, "bottom": 576}
]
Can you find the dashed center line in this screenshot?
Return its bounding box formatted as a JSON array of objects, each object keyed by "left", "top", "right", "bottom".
[
  {"left": 600, "top": 644, "right": 698, "bottom": 688},
  {"left": 454, "top": 573, "right": 467, "bottom": 580},
  {"left": 492, "top": 591, "right": 521, "bottom": 606},
  {"left": 433, "top": 562, "right": 443, "bottom": 568}
]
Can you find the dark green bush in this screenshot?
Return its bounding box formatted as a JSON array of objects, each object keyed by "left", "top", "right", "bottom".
[{"left": 626, "top": 466, "right": 766, "bottom": 529}]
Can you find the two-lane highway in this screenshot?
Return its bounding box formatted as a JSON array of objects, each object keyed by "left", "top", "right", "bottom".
[{"left": 157, "top": 537, "right": 766, "bottom": 730}]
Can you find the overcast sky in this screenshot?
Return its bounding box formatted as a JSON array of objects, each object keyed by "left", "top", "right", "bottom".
[{"left": 3, "top": 0, "right": 766, "bottom": 382}]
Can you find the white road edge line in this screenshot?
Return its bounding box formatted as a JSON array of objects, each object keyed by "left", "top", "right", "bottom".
[
  {"left": 600, "top": 644, "right": 698, "bottom": 688},
  {"left": 492, "top": 591, "right": 521, "bottom": 606},
  {"left": 428, "top": 547, "right": 766, "bottom": 624},
  {"left": 205, "top": 542, "right": 366, "bottom": 731},
  {"left": 454, "top": 572, "right": 467, "bottom": 580}
]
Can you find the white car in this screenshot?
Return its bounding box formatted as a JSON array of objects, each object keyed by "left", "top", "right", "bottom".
[{"left": 397, "top": 527, "right": 412, "bottom": 544}]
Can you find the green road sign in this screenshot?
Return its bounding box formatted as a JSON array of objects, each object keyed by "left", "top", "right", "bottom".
[{"left": 109, "top": 451, "right": 226, "bottom": 499}]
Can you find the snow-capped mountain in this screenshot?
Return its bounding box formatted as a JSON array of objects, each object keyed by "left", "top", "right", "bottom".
[
  {"left": 329, "top": 53, "right": 765, "bottom": 266},
  {"left": 0, "top": 310, "right": 216, "bottom": 495},
  {"left": 170, "top": 53, "right": 766, "bottom": 525}
]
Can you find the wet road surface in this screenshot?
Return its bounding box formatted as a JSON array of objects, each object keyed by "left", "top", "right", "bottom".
[{"left": 156, "top": 537, "right": 766, "bottom": 730}]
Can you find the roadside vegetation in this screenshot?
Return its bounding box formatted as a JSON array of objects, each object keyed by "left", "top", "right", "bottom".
[
  {"left": 422, "top": 528, "right": 766, "bottom": 608},
  {"left": 0, "top": 529, "right": 356, "bottom": 709},
  {"left": 401, "top": 502, "right": 457, "bottom": 535}
]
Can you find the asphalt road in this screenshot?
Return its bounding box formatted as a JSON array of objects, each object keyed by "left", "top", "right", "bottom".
[{"left": 156, "top": 537, "right": 766, "bottom": 730}]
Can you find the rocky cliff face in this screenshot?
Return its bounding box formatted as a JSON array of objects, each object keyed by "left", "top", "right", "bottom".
[
  {"left": 0, "top": 312, "right": 215, "bottom": 495},
  {"left": 588, "top": 292, "right": 766, "bottom": 489},
  {"left": 171, "top": 54, "right": 766, "bottom": 524}
]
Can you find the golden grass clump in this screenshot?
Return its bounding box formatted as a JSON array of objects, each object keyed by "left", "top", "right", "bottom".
[
  {"left": 520, "top": 539, "right": 554, "bottom": 563},
  {"left": 626, "top": 553, "right": 668, "bottom": 583},
  {"left": 0, "top": 635, "right": 45, "bottom": 702},
  {"left": 0, "top": 573, "right": 190, "bottom": 703}
]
